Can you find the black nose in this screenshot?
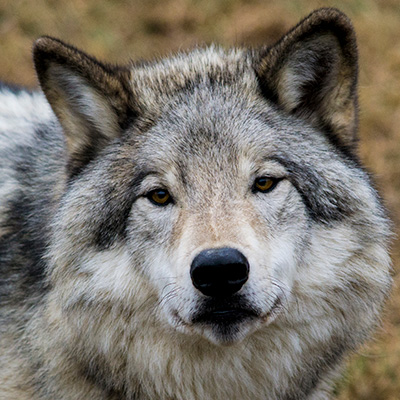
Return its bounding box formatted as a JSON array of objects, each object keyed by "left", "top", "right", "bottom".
[{"left": 190, "top": 248, "right": 249, "bottom": 298}]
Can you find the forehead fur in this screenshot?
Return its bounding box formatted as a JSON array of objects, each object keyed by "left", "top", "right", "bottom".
[
  {"left": 126, "top": 62, "right": 366, "bottom": 228},
  {"left": 128, "top": 46, "right": 260, "bottom": 112}
]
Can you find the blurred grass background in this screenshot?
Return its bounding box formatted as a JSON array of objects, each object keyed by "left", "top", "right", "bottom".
[{"left": 0, "top": 0, "right": 399, "bottom": 398}]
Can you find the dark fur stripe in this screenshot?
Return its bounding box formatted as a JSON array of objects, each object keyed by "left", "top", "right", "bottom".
[{"left": 271, "top": 156, "right": 355, "bottom": 223}]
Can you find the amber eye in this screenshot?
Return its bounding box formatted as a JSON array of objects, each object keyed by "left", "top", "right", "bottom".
[
  {"left": 253, "top": 177, "right": 278, "bottom": 193},
  {"left": 147, "top": 189, "right": 172, "bottom": 206}
]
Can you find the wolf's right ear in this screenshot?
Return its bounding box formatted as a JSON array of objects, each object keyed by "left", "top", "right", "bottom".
[
  {"left": 255, "top": 8, "right": 358, "bottom": 154},
  {"left": 33, "top": 37, "right": 136, "bottom": 176}
]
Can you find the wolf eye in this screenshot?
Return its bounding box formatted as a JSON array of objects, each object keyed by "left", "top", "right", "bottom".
[
  {"left": 253, "top": 177, "right": 279, "bottom": 193},
  {"left": 147, "top": 189, "right": 172, "bottom": 206}
]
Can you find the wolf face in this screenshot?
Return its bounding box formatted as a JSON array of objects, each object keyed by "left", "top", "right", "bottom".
[
  {"left": 0, "top": 8, "right": 392, "bottom": 400},
  {"left": 48, "top": 61, "right": 313, "bottom": 345},
  {"left": 123, "top": 94, "right": 307, "bottom": 345}
]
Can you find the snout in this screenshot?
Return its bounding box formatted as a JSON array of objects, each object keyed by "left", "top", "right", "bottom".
[
  {"left": 190, "top": 247, "right": 249, "bottom": 297},
  {"left": 180, "top": 247, "right": 284, "bottom": 344}
]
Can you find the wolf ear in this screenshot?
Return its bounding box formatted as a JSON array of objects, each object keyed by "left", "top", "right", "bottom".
[
  {"left": 256, "top": 8, "right": 358, "bottom": 153},
  {"left": 33, "top": 37, "right": 136, "bottom": 176}
]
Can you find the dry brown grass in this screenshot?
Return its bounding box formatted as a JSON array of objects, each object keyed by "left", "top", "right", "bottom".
[{"left": 1, "top": 0, "right": 399, "bottom": 398}]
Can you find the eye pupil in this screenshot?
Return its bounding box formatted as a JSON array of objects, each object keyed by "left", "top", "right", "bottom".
[{"left": 254, "top": 177, "right": 276, "bottom": 192}]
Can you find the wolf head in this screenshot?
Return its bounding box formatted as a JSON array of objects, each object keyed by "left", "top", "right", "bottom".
[{"left": 34, "top": 7, "right": 390, "bottom": 355}]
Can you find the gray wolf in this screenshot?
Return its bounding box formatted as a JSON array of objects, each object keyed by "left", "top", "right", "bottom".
[{"left": 0, "top": 8, "right": 392, "bottom": 400}]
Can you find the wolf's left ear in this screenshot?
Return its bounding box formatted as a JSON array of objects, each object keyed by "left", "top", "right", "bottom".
[
  {"left": 33, "top": 37, "right": 136, "bottom": 176},
  {"left": 255, "top": 8, "right": 358, "bottom": 152}
]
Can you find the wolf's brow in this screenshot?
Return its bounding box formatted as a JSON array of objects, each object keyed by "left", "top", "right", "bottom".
[
  {"left": 130, "top": 170, "right": 158, "bottom": 194},
  {"left": 259, "top": 156, "right": 289, "bottom": 173}
]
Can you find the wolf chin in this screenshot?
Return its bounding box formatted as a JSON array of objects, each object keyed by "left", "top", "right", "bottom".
[{"left": 0, "top": 8, "right": 392, "bottom": 400}]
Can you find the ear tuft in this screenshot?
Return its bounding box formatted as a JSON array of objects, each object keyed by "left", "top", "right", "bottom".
[
  {"left": 33, "top": 36, "right": 136, "bottom": 176},
  {"left": 255, "top": 8, "right": 358, "bottom": 154}
]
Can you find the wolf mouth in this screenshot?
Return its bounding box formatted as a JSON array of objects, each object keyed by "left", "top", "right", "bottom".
[
  {"left": 191, "top": 294, "right": 284, "bottom": 328},
  {"left": 192, "top": 307, "right": 259, "bottom": 325}
]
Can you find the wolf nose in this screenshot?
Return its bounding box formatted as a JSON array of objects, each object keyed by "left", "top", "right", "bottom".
[{"left": 190, "top": 248, "right": 249, "bottom": 297}]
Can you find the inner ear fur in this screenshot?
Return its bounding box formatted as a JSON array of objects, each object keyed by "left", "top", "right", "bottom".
[
  {"left": 33, "top": 36, "right": 136, "bottom": 176},
  {"left": 255, "top": 8, "right": 359, "bottom": 154}
]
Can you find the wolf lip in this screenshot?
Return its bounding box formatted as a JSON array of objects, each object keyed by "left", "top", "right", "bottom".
[{"left": 192, "top": 308, "right": 258, "bottom": 325}]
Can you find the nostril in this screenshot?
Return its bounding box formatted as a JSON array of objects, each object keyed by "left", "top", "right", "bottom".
[
  {"left": 191, "top": 263, "right": 248, "bottom": 295},
  {"left": 190, "top": 248, "right": 249, "bottom": 298}
]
